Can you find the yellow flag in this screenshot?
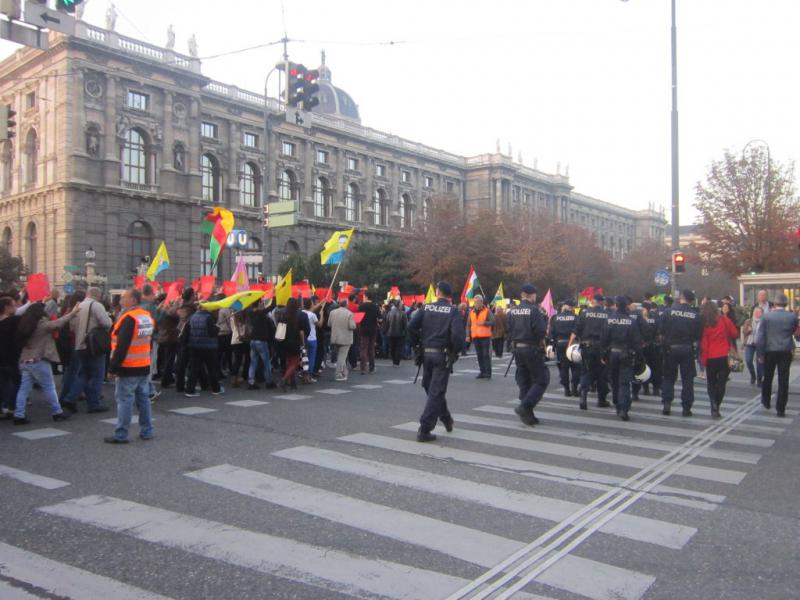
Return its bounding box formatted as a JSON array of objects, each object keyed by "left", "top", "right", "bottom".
[
  {"left": 200, "top": 291, "right": 266, "bottom": 312},
  {"left": 320, "top": 228, "right": 354, "bottom": 265},
  {"left": 425, "top": 284, "right": 436, "bottom": 304},
  {"left": 145, "top": 241, "right": 170, "bottom": 281},
  {"left": 275, "top": 268, "right": 292, "bottom": 306}
]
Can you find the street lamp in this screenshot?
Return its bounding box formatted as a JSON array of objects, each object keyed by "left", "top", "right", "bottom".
[{"left": 82, "top": 246, "right": 107, "bottom": 288}]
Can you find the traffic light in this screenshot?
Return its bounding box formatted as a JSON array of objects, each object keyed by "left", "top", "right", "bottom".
[
  {"left": 672, "top": 251, "right": 686, "bottom": 273},
  {"left": 0, "top": 105, "right": 16, "bottom": 142},
  {"left": 286, "top": 63, "right": 321, "bottom": 112},
  {"left": 302, "top": 69, "right": 320, "bottom": 111},
  {"left": 56, "top": 0, "right": 85, "bottom": 13}
]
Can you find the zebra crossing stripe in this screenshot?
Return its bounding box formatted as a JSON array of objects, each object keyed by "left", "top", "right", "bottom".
[
  {"left": 340, "top": 433, "right": 724, "bottom": 511},
  {"left": 390, "top": 422, "right": 746, "bottom": 484},
  {"left": 0, "top": 541, "right": 173, "bottom": 600},
  {"left": 272, "top": 445, "right": 697, "bottom": 550},
  {"left": 38, "top": 495, "right": 467, "bottom": 600},
  {"left": 453, "top": 413, "right": 761, "bottom": 465},
  {"left": 476, "top": 405, "right": 775, "bottom": 448},
  {"left": 0, "top": 464, "right": 70, "bottom": 489},
  {"left": 184, "top": 464, "right": 653, "bottom": 600}
]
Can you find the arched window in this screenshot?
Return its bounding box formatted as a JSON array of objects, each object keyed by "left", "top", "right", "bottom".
[
  {"left": 24, "top": 128, "right": 37, "bottom": 185},
  {"left": 345, "top": 182, "right": 361, "bottom": 222},
  {"left": 313, "top": 177, "right": 331, "bottom": 218},
  {"left": 400, "top": 193, "right": 414, "bottom": 230},
  {"left": 283, "top": 240, "right": 301, "bottom": 255},
  {"left": 278, "top": 169, "right": 297, "bottom": 202},
  {"left": 245, "top": 237, "right": 262, "bottom": 281},
  {"left": 398, "top": 195, "right": 406, "bottom": 230},
  {"left": 373, "top": 188, "right": 389, "bottom": 226},
  {"left": 201, "top": 153, "right": 220, "bottom": 202},
  {"left": 127, "top": 220, "right": 152, "bottom": 273},
  {"left": 423, "top": 197, "right": 432, "bottom": 223},
  {"left": 239, "top": 162, "right": 259, "bottom": 207},
  {"left": 2, "top": 226, "right": 12, "bottom": 254},
  {"left": 1, "top": 140, "right": 13, "bottom": 192},
  {"left": 121, "top": 128, "right": 148, "bottom": 185},
  {"left": 200, "top": 233, "right": 215, "bottom": 277},
  {"left": 24, "top": 222, "right": 36, "bottom": 272}
]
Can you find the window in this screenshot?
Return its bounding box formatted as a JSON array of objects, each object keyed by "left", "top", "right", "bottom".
[
  {"left": 373, "top": 188, "right": 390, "bottom": 226},
  {"left": 25, "top": 91, "right": 35, "bottom": 109},
  {"left": 345, "top": 183, "right": 361, "bottom": 222},
  {"left": 121, "top": 128, "right": 147, "bottom": 184},
  {"left": 2, "top": 226, "right": 11, "bottom": 254},
  {"left": 446, "top": 181, "right": 455, "bottom": 193},
  {"left": 423, "top": 198, "right": 432, "bottom": 223},
  {"left": 347, "top": 157, "right": 358, "bottom": 171},
  {"left": 398, "top": 195, "right": 406, "bottom": 229},
  {"left": 402, "top": 193, "right": 414, "bottom": 230},
  {"left": 200, "top": 234, "right": 216, "bottom": 277},
  {"left": 245, "top": 237, "right": 262, "bottom": 281},
  {"left": 239, "top": 162, "right": 259, "bottom": 207},
  {"left": 127, "top": 221, "right": 152, "bottom": 273},
  {"left": 281, "top": 141, "right": 295, "bottom": 157},
  {"left": 24, "top": 222, "right": 36, "bottom": 272},
  {"left": 201, "top": 153, "right": 220, "bottom": 202},
  {"left": 1, "top": 140, "right": 13, "bottom": 192},
  {"left": 278, "top": 169, "right": 297, "bottom": 202},
  {"left": 376, "top": 164, "right": 386, "bottom": 178},
  {"left": 126, "top": 90, "right": 149, "bottom": 111},
  {"left": 24, "top": 128, "right": 37, "bottom": 185},
  {"left": 316, "top": 149, "right": 329, "bottom": 165},
  {"left": 401, "top": 170, "right": 411, "bottom": 183},
  {"left": 424, "top": 176, "right": 433, "bottom": 189},
  {"left": 242, "top": 132, "right": 258, "bottom": 148},
  {"left": 200, "top": 122, "right": 218, "bottom": 139},
  {"left": 313, "top": 177, "right": 332, "bottom": 218}
]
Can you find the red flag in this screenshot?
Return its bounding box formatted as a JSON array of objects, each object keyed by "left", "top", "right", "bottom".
[
  {"left": 25, "top": 273, "right": 50, "bottom": 302},
  {"left": 222, "top": 281, "right": 238, "bottom": 297},
  {"left": 579, "top": 287, "right": 595, "bottom": 299},
  {"left": 165, "top": 279, "right": 184, "bottom": 304},
  {"left": 337, "top": 291, "right": 350, "bottom": 302},
  {"left": 292, "top": 281, "right": 311, "bottom": 299},
  {"left": 353, "top": 312, "right": 365, "bottom": 325},
  {"left": 198, "top": 275, "right": 215, "bottom": 300},
  {"left": 314, "top": 287, "right": 331, "bottom": 302},
  {"left": 133, "top": 275, "right": 146, "bottom": 291},
  {"left": 401, "top": 295, "right": 415, "bottom": 307}
]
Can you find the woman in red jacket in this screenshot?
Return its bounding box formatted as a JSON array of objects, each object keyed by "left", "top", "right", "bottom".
[{"left": 700, "top": 302, "right": 739, "bottom": 417}]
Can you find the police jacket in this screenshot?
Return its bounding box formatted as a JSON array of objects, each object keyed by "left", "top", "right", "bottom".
[
  {"left": 659, "top": 303, "right": 702, "bottom": 347},
  {"left": 549, "top": 311, "right": 576, "bottom": 343},
  {"left": 572, "top": 305, "right": 608, "bottom": 342},
  {"left": 601, "top": 309, "right": 642, "bottom": 354},
  {"left": 408, "top": 299, "right": 465, "bottom": 353},
  {"left": 506, "top": 300, "right": 547, "bottom": 344},
  {"left": 639, "top": 314, "right": 659, "bottom": 345}
]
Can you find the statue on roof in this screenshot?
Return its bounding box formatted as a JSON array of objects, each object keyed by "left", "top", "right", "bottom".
[
  {"left": 188, "top": 34, "right": 198, "bottom": 57},
  {"left": 105, "top": 3, "right": 118, "bottom": 31},
  {"left": 166, "top": 25, "right": 175, "bottom": 50}
]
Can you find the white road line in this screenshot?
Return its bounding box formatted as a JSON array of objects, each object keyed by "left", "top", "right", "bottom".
[
  {"left": 476, "top": 405, "right": 774, "bottom": 448},
  {"left": 391, "top": 422, "right": 746, "bottom": 485},
  {"left": 0, "top": 541, "right": 174, "bottom": 600},
  {"left": 39, "top": 495, "right": 467, "bottom": 600},
  {"left": 340, "top": 433, "right": 724, "bottom": 511},
  {"left": 168, "top": 407, "right": 217, "bottom": 415},
  {"left": 185, "top": 464, "right": 652, "bottom": 600},
  {"left": 273, "top": 394, "right": 312, "bottom": 400},
  {"left": 11, "top": 428, "right": 70, "bottom": 441},
  {"left": 351, "top": 384, "right": 384, "bottom": 389},
  {"left": 225, "top": 400, "right": 269, "bottom": 407},
  {"left": 452, "top": 414, "right": 762, "bottom": 465},
  {"left": 315, "top": 388, "right": 349, "bottom": 395},
  {"left": 383, "top": 379, "right": 413, "bottom": 384},
  {"left": 272, "top": 446, "right": 696, "bottom": 550},
  {"left": 0, "top": 465, "right": 69, "bottom": 489}
]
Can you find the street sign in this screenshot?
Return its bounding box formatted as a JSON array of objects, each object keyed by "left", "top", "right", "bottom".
[
  {"left": 654, "top": 269, "right": 671, "bottom": 287},
  {"left": 60, "top": 271, "right": 73, "bottom": 283},
  {"left": 63, "top": 282, "right": 75, "bottom": 294},
  {"left": 241, "top": 253, "right": 263, "bottom": 265},
  {"left": 268, "top": 213, "right": 298, "bottom": 228},
  {"left": 226, "top": 229, "right": 248, "bottom": 249},
  {"left": 63, "top": 265, "right": 78, "bottom": 272},
  {"left": 0, "top": 19, "right": 48, "bottom": 50},
  {"left": 22, "top": 1, "right": 75, "bottom": 34},
  {"left": 269, "top": 200, "right": 297, "bottom": 214}
]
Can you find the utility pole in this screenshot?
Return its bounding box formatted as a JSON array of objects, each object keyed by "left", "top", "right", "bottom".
[{"left": 670, "top": 0, "right": 679, "bottom": 252}]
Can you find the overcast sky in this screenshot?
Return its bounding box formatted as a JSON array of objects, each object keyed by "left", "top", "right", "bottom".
[{"left": 2, "top": 0, "right": 798, "bottom": 224}]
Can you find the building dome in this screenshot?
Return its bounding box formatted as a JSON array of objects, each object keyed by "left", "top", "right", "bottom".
[{"left": 315, "top": 51, "right": 360, "bottom": 123}]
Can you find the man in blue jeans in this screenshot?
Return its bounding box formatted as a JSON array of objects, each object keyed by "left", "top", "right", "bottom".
[
  {"left": 247, "top": 301, "right": 276, "bottom": 390},
  {"left": 104, "top": 288, "right": 154, "bottom": 444},
  {"left": 61, "top": 287, "right": 111, "bottom": 414}
]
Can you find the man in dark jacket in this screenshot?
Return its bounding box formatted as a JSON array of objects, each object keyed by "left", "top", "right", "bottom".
[
  {"left": 384, "top": 300, "right": 408, "bottom": 366},
  {"left": 184, "top": 304, "right": 223, "bottom": 397},
  {"left": 247, "top": 300, "right": 276, "bottom": 390},
  {"left": 358, "top": 292, "right": 380, "bottom": 374},
  {"left": 0, "top": 296, "right": 21, "bottom": 419}
]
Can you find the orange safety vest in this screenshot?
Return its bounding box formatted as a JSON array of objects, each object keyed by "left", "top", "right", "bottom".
[
  {"left": 111, "top": 307, "right": 154, "bottom": 369},
  {"left": 470, "top": 307, "right": 492, "bottom": 339}
]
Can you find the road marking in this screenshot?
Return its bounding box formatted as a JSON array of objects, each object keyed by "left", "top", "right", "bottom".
[
  {"left": 0, "top": 541, "right": 174, "bottom": 600},
  {"left": 315, "top": 388, "right": 349, "bottom": 395},
  {"left": 351, "top": 384, "right": 384, "bottom": 389},
  {"left": 382, "top": 379, "right": 413, "bottom": 384},
  {"left": 225, "top": 400, "right": 269, "bottom": 407},
  {"left": 99, "top": 415, "right": 157, "bottom": 425},
  {"left": 0, "top": 464, "right": 69, "bottom": 489},
  {"left": 39, "top": 495, "right": 468, "bottom": 600},
  {"left": 185, "top": 464, "right": 653, "bottom": 600},
  {"left": 340, "top": 433, "right": 724, "bottom": 510},
  {"left": 168, "top": 407, "right": 217, "bottom": 415},
  {"left": 272, "top": 446, "right": 696, "bottom": 549},
  {"left": 391, "top": 422, "right": 746, "bottom": 485},
  {"left": 12, "top": 428, "right": 70, "bottom": 440},
  {"left": 477, "top": 405, "right": 774, "bottom": 448},
  {"left": 452, "top": 413, "right": 761, "bottom": 464},
  {"left": 274, "top": 394, "right": 312, "bottom": 400}
]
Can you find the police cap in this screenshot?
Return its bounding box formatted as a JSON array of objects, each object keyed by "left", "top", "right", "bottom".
[
  {"left": 520, "top": 284, "right": 537, "bottom": 295},
  {"left": 615, "top": 295, "right": 629, "bottom": 309},
  {"left": 563, "top": 298, "right": 576, "bottom": 307},
  {"left": 436, "top": 281, "right": 453, "bottom": 298},
  {"left": 680, "top": 289, "right": 695, "bottom": 303},
  {"left": 593, "top": 293, "right": 605, "bottom": 302}
]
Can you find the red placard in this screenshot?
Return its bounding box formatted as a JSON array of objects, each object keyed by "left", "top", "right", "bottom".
[
  {"left": 353, "top": 311, "right": 365, "bottom": 325},
  {"left": 133, "top": 275, "right": 146, "bottom": 290},
  {"left": 222, "top": 281, "right": 237, "bottom": 297},
  {"left": 165, "top": 278, "right": 184, "bottom": 305},
  {"left": 198, "top": 275, "right": 215, "bottom": 300},
  {"left": 26, "top": 273, "right": 50, "bottom": 302}
]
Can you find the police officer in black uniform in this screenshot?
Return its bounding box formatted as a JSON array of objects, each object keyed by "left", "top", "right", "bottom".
[
  {"left": 549, "top": 299, "right": 579, "bottom": 397},
  {"left": 659, "top": 289, "right": 703, "bottom": 416},
  {"left": 636, "top": 302, "right": 662, "bottom": 397},
  {"left": 408, "top": 281, "right": 465, "bottom": 442},
  {"left": 601, "top": 296, "right": 642, "bottom": 421},
  {"left": 507, "top": 284, "right": 549, "bottom": 426},
  {"left": 568, "top": 293, "right": 610, "bottom": 410}
]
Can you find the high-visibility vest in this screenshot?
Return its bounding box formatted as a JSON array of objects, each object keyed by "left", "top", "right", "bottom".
[
  {"left": 470, "top": 307, "right": 492, "bottom": 339},
  {"left": 111, "top": 307, "right": 154, "bottom": 369}
]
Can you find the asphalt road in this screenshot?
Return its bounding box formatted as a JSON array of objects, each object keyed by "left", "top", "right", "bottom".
[{"left": 1, "top": 352, "right": 798, "bottom": 600}]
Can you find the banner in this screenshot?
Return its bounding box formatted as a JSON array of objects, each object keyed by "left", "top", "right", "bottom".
[
  {"left": 164, "top": 279, "right": 184, "bottom": 305},
  {"left": 25, "top": 273, "right": 50, "bottom": 302},
  {"left": 222, "top": 281, "right": 238, "bottom": 297},
  {"left": 198, "top": 275, "right": 215, "bottom": 300},
  {"left": 133, "top": 275, "right": 146, "bottom": 290}
]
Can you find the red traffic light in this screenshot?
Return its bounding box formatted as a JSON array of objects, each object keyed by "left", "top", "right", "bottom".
[
  {"left": 672, "top": 251, "right": 686, "bottom": 273},
  {"left": 674, "top": 253, "right": 685, "bottom": 264}
]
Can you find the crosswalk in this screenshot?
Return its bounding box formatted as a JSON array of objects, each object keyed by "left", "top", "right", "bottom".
[{"left": 1, "top": 360, "right": 797, "bottom": 599}]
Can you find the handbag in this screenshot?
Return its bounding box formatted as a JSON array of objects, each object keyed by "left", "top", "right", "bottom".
[
  {"left": 301, "top": 346, "right": 310, "bottom": 373},
  {"left": 727, "top": 348, "right": 744, "bottom": 372},
  {"left": 85, "top": 301, "right": 111, "bottom": 357},
  {"left": 275, "top": 321, "right": 287, "bottom": 342}
]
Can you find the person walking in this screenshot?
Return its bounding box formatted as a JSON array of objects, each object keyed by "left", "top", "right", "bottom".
[
  {"left": 408, "top": 281, "right": 465, "bottom": 442},
  {"left": 184, "top": 303, "right": 223, "bottom": 397},
  {"left": 549, "top": 299, "right": 579, "bottom": 397},
  {"left": 104, "top": 288, "right": 155, "bottom": 444},
  {"left": 302, "top": 298, "right": 320, "bottom": 383},
  {"left": 659, "top": 289, "right": 703, "bottom": 416},
  {"left": 229, "top": 308, "right": 251, "bottom": 388},
  {"left": 491, "top": 305, "right": 508, "bottom": 359},
  {"left": 699, "top": 301, "right": 739, "bottom": 418},
  {"left": 384, "top": 300, "right": 408, "bottom": 366},
  {"left": 756, "top": 293, "right": 798, "bottom": 417},
  {"left": 357, "top": 292, "right": 380, "bottom": 374},
  {"left": 216, "top": 305, "right": 233, "bottom": 378},
  {"left": 246, "top": 300, "right": 275, "bottom": 390},
  {"left": 329, "top": 300, "right": 356, "bottom": 382},
  {"left": 0, "top": 296, "right": 21, "bottom": 419},
  {"left": 742, "top": 306, "right": 764, "bottom": 386},
  {"left": 173, "top": 288, "right": 197, "bottom": 393},
  {"left": 275, "top": 297, "right": 310, "bottom": 391},
  {"left": 637, "top": 302, "right": 663, "bottom": 397},
  {"left": 601, "top": 296, "right": 642, "bottom": 421},
  {"left": 467, "top": 295, "right": 494, "bottom": 379},
  {"left": 567, "top": 293, "right": 610, "bottom": 410},
  {"left": 13, "top": 302, "right": 79, "bottom": 425}
]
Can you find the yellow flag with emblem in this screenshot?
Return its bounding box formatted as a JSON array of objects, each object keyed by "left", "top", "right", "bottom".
[
  {"left": 425, "top": 284, "right": 436, "bottom": 304},
  {"left": 275, "top": 268, "right": 292, "bottom": 306}
]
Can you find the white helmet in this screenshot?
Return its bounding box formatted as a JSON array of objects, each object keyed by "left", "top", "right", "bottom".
[
  {"left": 566, "top": 344, "right": 582, "bottom": 364},
  {"left": 634, "top": 363, "right": 651, "bottom": 384},
  {"left": 545, "top": 345, "right": 556, "bottom": 361}
]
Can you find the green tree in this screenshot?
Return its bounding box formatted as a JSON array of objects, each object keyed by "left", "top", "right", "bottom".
[
  {"left": 277, "top": 253, "right": 334, "bottom": 285},
  {"left": 340, "top": 239, "right": 414, "bottom": 299},
  {"left": 0, "top": 248, "right": 24, "bottom": 292}
]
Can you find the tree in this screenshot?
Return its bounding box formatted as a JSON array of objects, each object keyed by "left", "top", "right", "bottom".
[
  {"left": 277, "top": 253, "right": 334, "bottom": 285},
  {"left": 694, "top": 147, "right": 800, "bottom": 275},
  {"left": 0, "top": 248, "right": 24, "bottom": 292},
  {"left": 339, "top": 239, "right": 413, "bottom": 299},
  {"left": 611, "top": 239, "right": 672, "bottom": 300}
]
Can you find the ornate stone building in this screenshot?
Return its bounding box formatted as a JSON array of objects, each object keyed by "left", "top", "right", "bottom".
[{"left": 0, "top": 22, "right": 665, "bottom": 289}]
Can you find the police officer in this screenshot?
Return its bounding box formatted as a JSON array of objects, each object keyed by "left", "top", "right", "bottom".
[
  {"left": 507, "top": 284, "right": 549, "bottom": 426},
  {"left": 636, "top": 302, "right": 662, "bottom": 397},
  {"left": 408, "top": 281, "right": 465, "bottom": 442},
  {"left": 549, "top": 299, "right": 579, "bottom": 397},
  {"left": 568, "top": 293, "right": 610, "bottom": 410},
  {"left": 601, "top": 296, "right": 642, "bottom": 421},
  {"left": 659, "top": 289, "right": 703, "bottom": 416}
]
